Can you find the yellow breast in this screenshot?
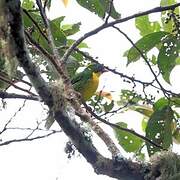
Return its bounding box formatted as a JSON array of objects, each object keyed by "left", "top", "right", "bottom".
[{"left": 81, "top": 72, "right": 100, "bottom": 101}]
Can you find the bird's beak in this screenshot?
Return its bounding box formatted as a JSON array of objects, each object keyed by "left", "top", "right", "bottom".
[{"left": 102, "top": 68, "right": 108, "bottom": 73}]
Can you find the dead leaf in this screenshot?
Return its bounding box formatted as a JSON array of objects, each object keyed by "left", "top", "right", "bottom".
[
  {"left": 61, "top": 0, "right": 68, "bottom": 7},
  {"left": 96, "top": 91, "right": 113, "bottom": 101}
]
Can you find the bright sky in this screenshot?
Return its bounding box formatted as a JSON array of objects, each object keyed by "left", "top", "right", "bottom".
[{"left": 0, "top": 0, "right": 179, "bottom": 180}]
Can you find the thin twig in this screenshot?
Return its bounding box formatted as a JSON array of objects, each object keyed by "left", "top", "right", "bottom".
[
  {"left": 0, "top": 99, "right": 27, "bottom": 135},
  {"left": 22, "top": 8, "right": 49, "bottom": 43},
  {"left": 43, "top": 0, "right": 48, "bottom": 11},
  {"left": 105, "top": 0, "right": 114, "bottom": 23},
  {"left": 0, "top": 71, "right": 32, "bottom": 87},
  {"left": 5, "top": 2, "right": 146, "bottom": 177},
  {"left": 36, "top": 0, "right": 71, "bottom": 82},
  {"left": 0, "top": 75, "right": 36, "bottom": 96},
  {"left": 0, "top": 131, "right": 58, "bottom": 146},
  {"left": 25, "top": 121, "right": 42, "bottom": 138},
  {"left": 75, "top": 48, "right": 162, "bottom": 91},
  {"left": 83, "top": 103, "right": 164, "bottom": 150},
  {"left": 36, "top": 0, "right": 48, "bottom": 27},
  {"left": 75, "top": 48, "right": 180, "bottom": 97},
  {"left": 61, "top": 3, "right": 180, "bottom": 63},
  {"left": 112, "top": 26, "right": 169, "bottom": 98},
  {"left": 7, "top": 127, "right": 61, "bottom": 132},
  {"left": 25, "top": 30, "right": 53, "bottom": 61}
]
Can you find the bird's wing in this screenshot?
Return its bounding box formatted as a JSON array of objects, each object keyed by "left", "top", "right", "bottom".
[{"left": 71, "top": 69, "right": 92, "bottom": 92}]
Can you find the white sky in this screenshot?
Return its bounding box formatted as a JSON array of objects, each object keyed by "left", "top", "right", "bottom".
[{"left": 0, "top": 0, "right": 179, "bottom": 180}]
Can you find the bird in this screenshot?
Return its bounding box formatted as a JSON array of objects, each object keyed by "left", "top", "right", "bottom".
[
  {"left": 45, "top": 63, "right": 107, "bottom": 129},
  {"left": 71, "top": 63, "right": 107, "bottom": 101}
]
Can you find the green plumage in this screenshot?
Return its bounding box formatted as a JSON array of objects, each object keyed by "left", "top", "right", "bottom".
[
  {"left": 71, "top": 63, "right": 106, "bottom": 101},
  {"left": 72, "top": 67, "right": 93, "bottom": 92}
]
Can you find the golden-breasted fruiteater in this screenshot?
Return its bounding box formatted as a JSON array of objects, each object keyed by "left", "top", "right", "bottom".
[
  {"left": 71, "top": 63, "right": 107, "bottom": 101},
  {"left": 45, "top": 63, "right": 107, "bottom": 129}
]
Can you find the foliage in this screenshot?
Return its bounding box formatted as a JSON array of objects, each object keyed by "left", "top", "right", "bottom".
[
  {"left": 76, "top": 0, "right": 121, "bottom": 19},
  {"left": 145, "top": 105, "right": 173, "bottom": 156},
  {"left": 0, "top": 0, "right": 180, "bottom": 165},
  {"left": 114, "top": 122, "right": 143, "bottom": 153}
]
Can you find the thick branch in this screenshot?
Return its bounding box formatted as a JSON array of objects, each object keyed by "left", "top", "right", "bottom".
[
  {"left": 54, "top": 109, "right": 145, "bottom": 180},
  {"left": 2, "top": 0, "right": 146, "bottom": 179},
  {"left": 36, "top": 0, "right": 120, "bottom": 157},
  {"left": 3, "top": 1, "right": 52, "bottom": 106},
  {"left": 25, "top": 32, "right": 120, "bottom": 156}
]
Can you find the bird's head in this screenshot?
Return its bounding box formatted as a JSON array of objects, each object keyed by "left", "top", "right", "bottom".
[{"left": 88, "top": 63, "right": 108, "bottom": 75}]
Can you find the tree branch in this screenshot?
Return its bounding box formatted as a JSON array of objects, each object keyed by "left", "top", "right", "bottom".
[
  {"left": 2, "top": 0, "right": 145, "bottom": 179},
  {"left": 22, "top": 8, "right": 49, "bottom": 43},
  {"left": 74, "top": 47, "right": 180, "bottom": 97},
  {"left": 105, "top": 0, "right": 114, "bottom": 23},
  {"left": 35, "top": 0, "right": 120, "bottom": 157},
  {"left": 112, "top": 26, "right": 169, "bottom": 98},
  {"left": 0, "top": 70, "right": 36, "bottom": 97},
  {"left": 61, "top": 3, "right": 180, "bottom": 63},
  {"left": 83, "top": 103, "right": 164, "bottom": 150},
  {"left": 0, "top": 98, "right": 27, "bottom": 135},
  {"left": 25, "top": 30, "right": 53, "bottom": 61},
  {"left": 0, "top": 91, "right": 39, "bottom": 101},
  {"left": 74, "top": 48, "right": 160, "bottom": 89},
  {"left": 0, "top": 131, "right": 58, "bottom": 146}
]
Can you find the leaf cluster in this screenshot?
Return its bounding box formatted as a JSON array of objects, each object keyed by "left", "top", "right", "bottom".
[{"left": 0, "top": 0, "right": 179, "bottom": 160}]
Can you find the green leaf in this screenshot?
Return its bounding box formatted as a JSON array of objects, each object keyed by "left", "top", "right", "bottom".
[
  {"left": 118, "top": 90, "right": 143, "bottom": 105},
  {"left": 65, "top": 41, "right": 88, "bottom": 62},
  {"left": 157, "top": 35, "right": 180, "bottom": 83},
  {"left": 23, "top": 12, "right": 50, "bottom": 51},
  {"left": 103, "top": 101, "right": 114, "bottom": 112},
  {"left": 70, "top": 51, "right": 84, "bottom": 62},
  {"left": 153, "top": 98, "right": 169, "bottom": 111},
  {"left": 99, "top": 0, "right": 121, "bottom": 19},
  {"left": 161, "top": 0, "right": 179, "bottom": 32},
  {"left": 23, "top": 11, "right": 42, "bottom": 28},
  {"left": 171, "top": 97, "right": 180, "bottom": 107},
  {"left": 173, "top": 128, "right": 180, "bottom": 144},
  {"left": 65, "top": 57, "right": 80, "bottom": 78},
  {"left": 132, "top": 105, "right": 153, "bottom": 117},
  {"left": 76, "top": 0, "right": 104, "bottom": 18},
  {"left": 62, "top": 23, "right": 81, "bottom": 36},
  {"left": 154, "top": 97, "right": 180, "bottom": 109},
  {"left": 76, "top": 0, "right": 120, "bottom": 19},
  {"left": 22, "top": 0, "right": 35, "bottom": 10},
  {"left": 23, "top": 12, "right": 66, "bottom": 52},
  {"left": 176, "top": 57, "right": 180, "bottom": 65},
  {"left": 145, "top": 106, "right": 173, "bottom": 156},
  {"left": 135, "top": 15, "right": 161, "bottom": 36},
  {"left": 126, "top": 31, "right": 170, "bottom": 64},
  {"left": 51, "top": 16, "right": 65, "bottom": 26},
  {"left": 160, "top": 0, "right": 178, "bottom": 6},
  {"left": 50, "top": 17, "right": 67, "bottom": 47},
  {"left": 44, "top": 0, "right": 52, "bottom": 10},
  {"left": 67, "top": 39, "right": 89, "bottom": 49},
  {"left": 141, "top": 118, "right": 148, "bottom": 132},
  {"left": 151, "top": 54, "right": 157, "bottom": 65},
  {"left": 114, "top": 122, "right": 143, "bottom": 153}
]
